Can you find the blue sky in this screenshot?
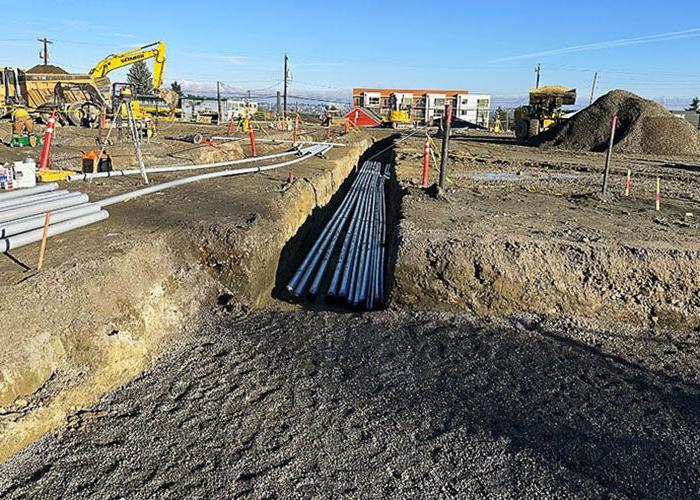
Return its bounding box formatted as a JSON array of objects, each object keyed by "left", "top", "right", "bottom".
[{"left": 2, "top": 0, "right": 699, "bottom": 104}]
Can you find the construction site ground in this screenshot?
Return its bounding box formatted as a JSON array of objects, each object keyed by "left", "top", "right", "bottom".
[{"left": 1, "top": 127, "right": 698, "bottom": 498}]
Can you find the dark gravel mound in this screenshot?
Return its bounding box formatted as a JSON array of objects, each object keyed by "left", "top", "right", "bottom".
[
  {"left": 25, "top": 64, "right": 68, "bottom": 75},
  {"left": 1, "top": 310, "right": 699, "bottom": 498},
  {"left": 531, "top": 90, "right": 700, "bottom": 156}
]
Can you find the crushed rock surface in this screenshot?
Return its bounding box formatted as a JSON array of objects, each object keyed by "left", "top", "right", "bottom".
[{"left": 1, "top": 309, "right": 698, "bottom": 499}]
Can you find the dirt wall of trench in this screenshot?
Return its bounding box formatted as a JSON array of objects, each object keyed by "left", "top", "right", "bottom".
[
  {"left": 392, "top": 204, "right": 700, "bottom": 331},
  {"left": 0, "top": 135, "right": 372, "bottom": 462}
]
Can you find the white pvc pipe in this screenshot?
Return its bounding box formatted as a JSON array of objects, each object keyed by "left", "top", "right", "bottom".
[
  {"left": 97, "top": 145, "right": 332, "bottom": 207},
  {"left": 0, "top": 204, "right": 101, "bottom": 238},
  {"left": 0, "top": 183, "right": 58, "bottom": 201},
  {"left": 211, "top": 137, "right": 347, "bottom": 146},
  {"left": 67, "top": 148, "right": 301, "bottom": 182},
  {"left": 1, "top": 210, "right": 109, "bottom": 252},
  {"left": 0, "top": 190, "right": 71, "bottom": 211},
  {"left": 0, "top": 193, "right": 90, "bottom": 223}
]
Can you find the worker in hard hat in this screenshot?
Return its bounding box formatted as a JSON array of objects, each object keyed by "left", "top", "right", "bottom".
[{"left": 11, "top": 106, "right": 34, "bottom": 135}]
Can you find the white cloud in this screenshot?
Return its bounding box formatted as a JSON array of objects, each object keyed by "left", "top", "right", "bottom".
[{"left": 495, "top": 26, "right": 700, "bottom": 62}]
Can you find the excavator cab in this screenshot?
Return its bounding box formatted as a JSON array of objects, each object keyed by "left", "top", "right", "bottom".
[{"left": 385, "top": 93, "right": 413, "bottom": 129}]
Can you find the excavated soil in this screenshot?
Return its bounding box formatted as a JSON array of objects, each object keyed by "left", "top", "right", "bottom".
[
  {"left": 531, "top": 90, "right": 700, "bottom": 156},
  {"left": 0, "top": 122, "right": 370, "bottom": 461},
  {"left": 393, "top": 130, "right": 700, "bottom": 330},
  {"left": 2, "top": 127, "right": 700, "bottom": 497}
]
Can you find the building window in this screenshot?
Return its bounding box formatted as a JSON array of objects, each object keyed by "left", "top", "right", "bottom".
[
  {"left": 368, "top": 97, "right": 380, "bottom": 106},
  {"left": 477, "top": 99, "right": 490, "bottom": 109},
  {"left": 434, "top": 98, "right": 445, "bottom": 107}
]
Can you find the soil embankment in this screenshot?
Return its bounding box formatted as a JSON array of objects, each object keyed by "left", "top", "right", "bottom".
[
  {"left": 0, "top": 128, "right": 371, "bottom": 461},
  {"left": 391, "top": 132, "right": 700, "bottom": 329}
]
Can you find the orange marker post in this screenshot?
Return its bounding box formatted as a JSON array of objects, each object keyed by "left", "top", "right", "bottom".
[
  {"left": 37, "top": 211, "right": 51, "bottom": 271},
  {"left": 422, "top": 139, "right": 430, "bottom": 187},
  {"left": 38, "top": 112, "right": 56, "bottom": 170},
  {"left": 249, "top": 121, "right": 257, "bottom": 157},
  {"left": 655, "top": 177, "right": 661, "bottom": 211},
  {"left": 625, "top": 169, "right": 631, "bottom": 196}
]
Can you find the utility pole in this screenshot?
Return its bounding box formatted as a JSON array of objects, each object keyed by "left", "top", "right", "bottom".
[
  {"left": 37, "top": 37, "right": 53, "bottom": 65},
  {"left": 276, "top": 91, "right": 281, "bottom": 117},
  {"left": 535, "top": 64, "right": 541, "bottom": 89},
  {"left": 283, "top": 54, "right": 289, "bottom": 118},
  {"left": 216, "top": 81, "right": 222, "bottom": 125},
  {"left": 589, "top": 72, "right": 598, "bottom": 105}
]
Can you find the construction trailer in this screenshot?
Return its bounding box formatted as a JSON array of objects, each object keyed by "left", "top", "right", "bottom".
[{"left": 352, "top": 88, "right": 491, "bottom": 127}]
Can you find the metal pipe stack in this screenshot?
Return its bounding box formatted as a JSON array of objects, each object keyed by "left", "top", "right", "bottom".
[
  {"left": 0, "top": 184, "right": 109, "bottom": 252},
  {"left": 286, "top": 160, "right": 387, "bottom": 310}
]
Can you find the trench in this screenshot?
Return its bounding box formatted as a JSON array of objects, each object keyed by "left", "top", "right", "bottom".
[{"left": 273, "top": 134, "right": 403, "bottom": 310}]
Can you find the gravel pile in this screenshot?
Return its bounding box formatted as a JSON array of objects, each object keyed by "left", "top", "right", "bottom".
[
  {"left": 531, "top": 90, "right": 700, "bottom": 155},
  {"left": 25, "top": 64, "right": 68, "bottom": 75}
]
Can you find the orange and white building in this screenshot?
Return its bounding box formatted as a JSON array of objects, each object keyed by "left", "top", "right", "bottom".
[{"left": 351, "top": 88, "right": 491, "bottom": 127}]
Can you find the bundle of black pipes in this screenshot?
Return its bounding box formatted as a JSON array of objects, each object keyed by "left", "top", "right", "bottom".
[{"left": 286, "top": 160, "right": 387, "bottom": 310}]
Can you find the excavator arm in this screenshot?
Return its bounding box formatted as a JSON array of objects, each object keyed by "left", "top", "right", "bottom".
[{"left": 89, "top": 41, "right": 167, "bottom": 91}]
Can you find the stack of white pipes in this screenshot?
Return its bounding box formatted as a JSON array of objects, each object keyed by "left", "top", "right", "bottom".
[
  {"left": 1, "top": 144, "right": 333, "bottom": 253},
  {"left": 0, "top": 184, "right": 108, "bottom": 252},
  {"left": 286, "top": 160, "right": 387, "bottom": 310}
]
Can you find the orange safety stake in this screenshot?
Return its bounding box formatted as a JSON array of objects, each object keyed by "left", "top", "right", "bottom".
[
  {"left": 226, "top": 117, "right": 236, "bottom": 136},
  {"left": 344, "top": 120, "right": 350, "bottom": 135},
  {"left": 624, "top": 169, "right": 631, "bottom": 196},
  {"left": 655, "top": 177, "right": 661, "bottom": 211},
  {"left": 38, "top": 112, "right": 56, "bottom": 170},
  {"left": 37, "top": 211, "right": 51, "bottom": 271},
  {"left": 422, "top": 138, "right": 430, "bottom": 187},
  {"left": 249, "top": 121, "right": 257, "bottom": 157}
]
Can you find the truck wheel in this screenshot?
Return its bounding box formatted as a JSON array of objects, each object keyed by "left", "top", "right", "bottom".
[
  {"left": 514, "top": 120, "right": 529, "bottom": 140},
  {"left": 527, "top": 119, "right": 541, "bottom": 139}
]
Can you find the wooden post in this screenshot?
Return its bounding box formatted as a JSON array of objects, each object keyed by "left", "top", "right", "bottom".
[
  {"left": 656, "top": 177, "right": 661, "bottom": 211},
  {"left": 249, "top": 121, "right": 257, "bottom": 157},
  {"left": 37, "top": 211, "right": 51, "bottom": 271},
  {"left": 439, "top": 105, "right": 453, "bottom": 190},
  {"left": 422, "top": 138, "right": 430, "bottom": 187},
  {"left": 625, "top": 169, "right": 631, "bottom": 196}
]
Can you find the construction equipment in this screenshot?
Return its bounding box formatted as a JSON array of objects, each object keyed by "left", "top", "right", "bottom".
[
  {"left": 81, "top": 149, "right": 113, "bottom": 174},
  {"left": 0, "top": 41, "right": 175, "bottom": 126},
  {"left": 384, "top": 93, "right": 413, "bottom": 129},
  {"left": 89, "top": 41, "right": 178, "bottom": 118},
  {"left": 108, "top": 83, "right": 148, "bottom": 183},
  {"left": 513, "top": 86, "right": 577, "bottom": 140}
]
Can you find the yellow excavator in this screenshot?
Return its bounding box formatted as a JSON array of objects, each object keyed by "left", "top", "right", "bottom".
[
  {"left": 513, "top": 85, "right": 576, "bottom": 140},
  {"left": 89, "top": 41, "right": 178, "bottom": 119}
]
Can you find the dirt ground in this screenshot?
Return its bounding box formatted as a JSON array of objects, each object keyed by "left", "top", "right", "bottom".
[
  {"left": 393, "top": 130, "right": 700, "bottom": 330},
  {"left": 1, "top": 126, "right": 699, "bottom": 497}
]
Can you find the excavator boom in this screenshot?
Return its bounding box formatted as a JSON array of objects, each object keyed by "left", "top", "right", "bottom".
[{"left": 89, "top": 41, "right": 166, "bottom": 91}]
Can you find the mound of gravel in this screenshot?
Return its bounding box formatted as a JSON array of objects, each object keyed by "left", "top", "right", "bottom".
[
  {"left": 25, "top": 64, "right": 68, "bottom": 75},
  {"left": 530, "top": 90, "right": 700, "bottom": 156}
]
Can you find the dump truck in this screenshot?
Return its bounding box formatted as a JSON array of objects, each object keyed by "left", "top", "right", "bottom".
[
  {"left": 0, "top": 65, "right": 106, "bottom": 126},
  {"left": 513, "top": 86, "right": 577, "bottom": 140}
]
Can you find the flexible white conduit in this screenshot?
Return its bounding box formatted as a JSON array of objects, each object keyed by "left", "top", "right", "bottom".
[
  {"left": 96, "top": 144, "right": 332, "bottom": 207},
  {"left": 67, "top": 148, "right": 302, "bottom": 182}
]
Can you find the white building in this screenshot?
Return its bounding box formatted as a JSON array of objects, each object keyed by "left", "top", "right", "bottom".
[{"left": 181, "top": 97, "right": 258, "bottom": 121}]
